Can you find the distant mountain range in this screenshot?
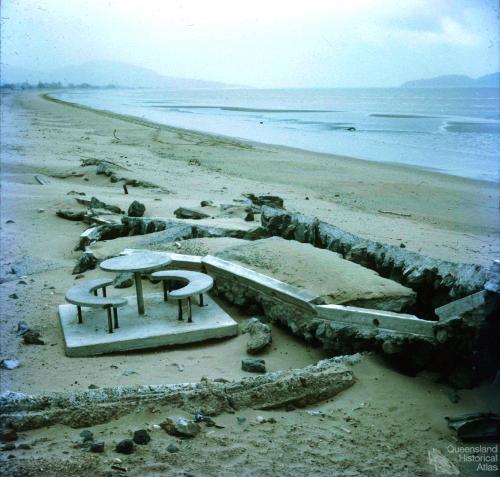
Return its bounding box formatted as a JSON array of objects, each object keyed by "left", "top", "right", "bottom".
[
  {"left": 0, "top": 60, "right": 239, "bottom": 89},
  {"left": 401, "top": 72, "right": 499, "bottom": 88}
]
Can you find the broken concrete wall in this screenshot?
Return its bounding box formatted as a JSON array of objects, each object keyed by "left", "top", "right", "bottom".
[
  {"left": 261, "top": 206, "right": 495, "bottom": 317},
  {"left": 0, "top": 357, "right": 355, "bottom": 431}
]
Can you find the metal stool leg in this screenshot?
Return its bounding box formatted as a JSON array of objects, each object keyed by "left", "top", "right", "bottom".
[
  {"left": 113, "top": 308, "right": 119, "bottom": 329},
  {"left": 188, "top": 297, "right": 192, "bottom": 323},
  {"left": 102, "top": 287, "right": 107, "bottom": 297},
  {"left": 93, "top": 290, "right": 98, "bottom": 296},
  {"left": 77, "top": 306, "right": 83, "bottom": 324},
  {"left": 163, "top": 281, "right": 168, "bottom": 301},
  {"left": 178, "top": 300, "right": 183, "bottom": 321},
  {"left": 107, "top": 308, "right": 113, "bottom": 333},
  {"left": 199, "top": 293, "right": 204, "bottom": 307}
]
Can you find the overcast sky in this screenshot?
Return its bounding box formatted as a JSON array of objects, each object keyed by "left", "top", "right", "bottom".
[{"left": 1, "top": 0, "right": 498, "bottom": 87}]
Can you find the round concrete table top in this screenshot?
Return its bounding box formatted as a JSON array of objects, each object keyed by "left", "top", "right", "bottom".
[{"left": 100, "top": 252, "right": 172, "bottom": 273}]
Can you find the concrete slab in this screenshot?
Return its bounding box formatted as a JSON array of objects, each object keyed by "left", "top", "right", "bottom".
[
  {"left": 122, "top": 249, "right": 203, "bottom": 271},
  {"left": 59, "top": 293, "right": 238, "bottom": 357}
]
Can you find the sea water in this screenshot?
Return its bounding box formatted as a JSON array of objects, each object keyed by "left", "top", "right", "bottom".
[{"left": 53, "top": 87, "right": 499, "bottom": 182}]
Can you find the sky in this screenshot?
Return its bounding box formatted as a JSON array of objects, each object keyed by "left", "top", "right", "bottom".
[{"left": 1, "top": 0, "right": 498, "bottom": 88}]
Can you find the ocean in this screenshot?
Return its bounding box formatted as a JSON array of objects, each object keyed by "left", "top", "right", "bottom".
[{"left": 52, "top": 87, "right": 500, "bottom": 182}]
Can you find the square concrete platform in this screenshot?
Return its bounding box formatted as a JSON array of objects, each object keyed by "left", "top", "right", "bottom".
[{"left": 58, "top": 293, "right": 238, "bottom": 357}]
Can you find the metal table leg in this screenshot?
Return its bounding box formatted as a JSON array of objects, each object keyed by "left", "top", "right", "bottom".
[
  {"left": 107, "top": 308, "right": 113, "bottom": 333},
  {"left": 113, "top": 308, "right": 119, "bottom": 329},
  {"left": 134, "top": 271, "right": 145, "bottom": 315}
]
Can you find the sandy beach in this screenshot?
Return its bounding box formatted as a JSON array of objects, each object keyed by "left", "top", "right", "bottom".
[{"left": 0, "top": 90, "right": 498, "bottom": 476}]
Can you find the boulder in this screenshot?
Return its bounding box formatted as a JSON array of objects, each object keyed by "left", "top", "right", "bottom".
[
  {"left": 115, "top": 439, "right": 134, "bottom": 454},
  {"left": 174, "top": 207, "right": 211, "bottom": 220},
  {"left": 127, "top": 201, "right": 146, "bottom": 218},
  {"left": 113, "top": 272, "right": 134, "bottom": 289},
  {"left": 133, "top": 429, "right": 151, "bottom": 445},
  {"left": 160, "top": 417, "right": 200, "bottom": 438},
  {"left": 72, "top": 252, "right": 97, "bottom": 275},
  {"left": 245, "top": 318, "right": 272, "bottom": 354},
  {"left": 242, "top": 358, "right": 266, "bottom": 373},
  {"left": 244, "top": 194, "right": 284, "bottom": 209}
]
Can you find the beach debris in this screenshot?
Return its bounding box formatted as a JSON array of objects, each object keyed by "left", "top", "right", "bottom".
[
  {"left": 127, "top": 200, "right": 145, "bottom": 217},
  {"left": 243, "top": 193, "right": 284, "bottom": 209},
  {"left": 133, "top": 429, "right": 151, "bottom": 445},
  {"left": 50, "top": 171, "right": 85, "bottom": 179},
  {"left": 5, "top": 219, "right": 15, "bottom": 224},
  {"left": 161, "top": 417, "right": 201, "bottom": 438},
  {"left": 22, "top": 330, "right": 45, "bottom": 346},
  {"left": 0, "top": 425, "right": 17, "bottom": 443},
  {"left": 113, "top": 129, "right": 121, "bottom": 142},
  {"left": 446, "top": 412, "right": 500, "bottom": 442},
  {"left": 34, "top": 175, "right": 49, "bottom": 185},
  {"left": 174, "top": 206, "right": 211, "bottom": 220},
  {"left": 377, "top": 209, "right": 412, "bottom": 217},
  {"left": 72, "top": 251, "right": 97, "bottom": 274},
  {"left": 245, "top": 318, "right": 272, "bottom": 354},
  {"left": 167, "top": 443, "right": 180, "bottom": 453},
  {"left": 56, "top": 209, "right": 87, "bottom": 221},
  {"left": 244, "top": 209, "right": 255, "bottom": 222},
  {"left": 90, "top": 442, "right": 105, "bottom": 453},
  {"left": 242, "top": 358, "right": 266, "bottom": 373},
  {"left": 77, "top": 196, "right": 124, "bottom": 214},
  {"left": 346, "top": 127, "right": 356, "bottom": 131},
  {"left": 122, "top": 184, "right": 128, "bottom": 194},
  {"left": 115, "top": 439, "right": 134, "bottom": 454},
  {"left": 113, "top": 272, "right": 134, "bottom": 289},
  {"left": 111, "top": 464, "right": 128, "bottom": 473},
  {"left": 0, "top": 359, "right": 20, "bottom": 370}
]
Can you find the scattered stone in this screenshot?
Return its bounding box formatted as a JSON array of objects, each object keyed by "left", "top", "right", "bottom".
[
  {"left": 244, "top": 194, "right": 284, "bottom": 209},
  {"left": 17, "top": 280, "right": 27, "bottom": 285},
  {"left": 237, "top": 417, "right": 246, "bottom": 425},
  {"left": 67, "top": 190, "right": 86, "bottom": 196},
  {"left": 122, "top": 369, "right": 137, "bottom": 376},
  {"left": 200, "top": 200, "right": 214, "bottom": 207},
  {"left": 73, "top": 251, "right": 97, "bottom": 274},
  {"left": 244, "top": 210, "right": 255, "bottom": 222},
  {"left": 5, "top": 220, "right": 15, "bottom": 224},
  {"left": 113, "top": 272, "right": 134, "bottom": 289},
  {"left": 174, "top": 207, "right": 211, "bottom": 220},
  {"left": 127, "top": 201, "right": 146, "bottom": 218},
  {"left": 167, "top": 443, "right": 179, "bottom": 453},
  {"left": 0, "top": 426, "right": 17, "bottom": 442},
  {"left": 242, "top": 358, "right": 266, "bottom": 373},
  {"left": 115, "top": 439, "right": 134, "bottom": 454},
  {"left": 160, "top": 417, "right": 200, "bottom": 438},
  {"left": 80, "top": 430, "right": 94, "bottom": 442},
  {"left": 22, "top": 330, "right": 45, "bottom": 345},
  {"left": 90, "top": 442, "right": 104, "bottom": 453},
  {"left": 2, "top": 443, "right": 16, "bottom": 451},
  {"left": 88, "top": 384, "right": 99, "bottom": 389},
  {"left": 16, "top": 321, "right": 30, "bottom": 336},
  {"left": 8, "top": 293, "right": 18, "bottom": 299},
  {"left": 0, "top": 359, "right": 19, "bottom": 370},
  {"left": 17, "top": 443, "right": 31, "bottom": 450},
  {"left": 132, "top": 429, "right": 151, "bottom": 445},
  {"left": 245, "top": 318, "right": 272, "bottom": 354}
]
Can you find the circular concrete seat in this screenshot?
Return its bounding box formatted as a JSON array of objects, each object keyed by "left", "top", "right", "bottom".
[
  {"left": 65, "top": 278, "right": 127, "bottom": 333},
  {"left": 150, "top": 270, "right": 214, "bottom": 322}
]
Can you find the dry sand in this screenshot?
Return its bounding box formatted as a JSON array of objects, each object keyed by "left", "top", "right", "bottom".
[{"left": 1, "top": 91, "right": 499, "bottom": 476}]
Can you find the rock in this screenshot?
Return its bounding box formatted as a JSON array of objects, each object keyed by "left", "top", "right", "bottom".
[
  {"left": 160, "top": 417, "right": 200, "bottom": 438},
  {"left": 244, "top": 210, "right": 255, "bottom": 222},
  {"left": 88, "top": 384, "right": 99, "bottom": 389},
  {"left": 242, "top": 358, "right": 266, "bottom": 373},
  {"left": 16, "top": 321, "right": 30, "bottom": 336},
  {"left": 56, "top": 209, "right": 87, "bottom": 221},
  {"left": 174, "top": 207, "right": 211, "bottom": 220},
  {"left": 0, "top": 426, "right": 17, "bottom": 442},
  {"left": 200, "top": 200, "right": 214, "bottom": 207},
  {"left": 0, "top": 359, "right": 19, "bottom": 370},
  {"left": 132, "top": 429, "right": 151, "bottom": 445},
  {"left": 127, "top": 201, "right": 146, "bottom": 218},
  {"left": 115, "top": 439, "right": 134, "bottom": 454},
  {"left": 96, "top": 163, "right": 114, "bottom": 176},
  {"left": 237, "top": 417, "right": 246, "bottom": 425},
  {"left": 113, "top": 272, "right": 134, "bottom": 289},
  {"left": 244, "top": 194, "right": 284, "bottom": 209},
  {"left": 72, "top": 252, "right": 97, "bottom": 274},
  {"left": 22, "top": 330, "right": 45, "bottom": 345},
  {"left": 17, "top": 443, "right": 31, "bottom": 450},
  {"left": 2, "top": 443, "right": 16, "bottom": 451},
  {"left": 245, "top": 318, "right": 272, "bottom": 354},
  {"left": 8, "top": 294, "right": 18, "bottom": 299},
  {"left": 90, "top": 442, "right": 105, "bottom": 453},
  {"left": 167, "top": 443, "right": 179, "bottom": 453},
  {"left": 80, "top": 430, "right": 93, "bottom": 442},
  {"left": 89, "top": 197, "right": 123, "bottom": 214}
]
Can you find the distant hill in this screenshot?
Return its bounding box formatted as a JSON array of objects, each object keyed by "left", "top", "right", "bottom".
[
  {"left": 1, "top": 60, "right": 239, "bottom": 89},
  {"left": 401, "top": 72, "right": 499, "bottom": 88}
]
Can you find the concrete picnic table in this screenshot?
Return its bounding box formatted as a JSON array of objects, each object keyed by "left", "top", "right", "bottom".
[{"left": 100, "top": 252, "right": 172, "bottom": 315}]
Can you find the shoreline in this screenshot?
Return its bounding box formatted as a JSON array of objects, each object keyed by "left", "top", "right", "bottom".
[{"left": 42, "top": 92, "right": 496, "bottom": 187}]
